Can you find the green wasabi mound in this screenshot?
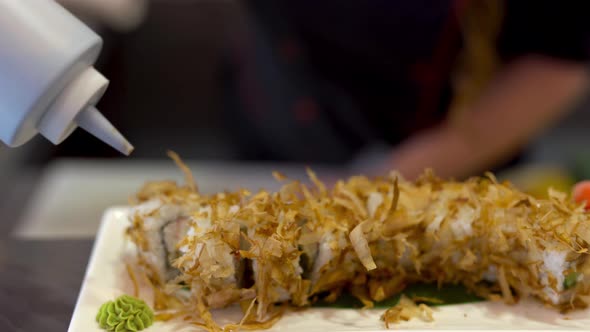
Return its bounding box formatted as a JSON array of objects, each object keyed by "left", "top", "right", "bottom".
[{"left": 96, "top": 295, "right": 154, "bottom": 332}]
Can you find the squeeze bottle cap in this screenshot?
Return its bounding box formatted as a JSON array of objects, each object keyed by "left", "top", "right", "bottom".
[{"left": 36, "top": 66, "right": 134, "bottom": 155}]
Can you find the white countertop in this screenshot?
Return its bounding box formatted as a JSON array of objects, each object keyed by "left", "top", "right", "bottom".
[{"left": 13, "top": 158, "right": 343, "bottom": 239}]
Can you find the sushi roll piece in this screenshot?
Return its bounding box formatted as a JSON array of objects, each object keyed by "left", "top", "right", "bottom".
[
  {"left": 382, "top": 173, "right": 590, "bottom": 308},
  {"left": 128, "top": 198, "right": 191, "bottom": 282},
  {"left": 129, "top": 183, "right": 254, "bottom": 309},
  {"left": 172, "top": 201, "right": 256, "bottom": 309},
  {"left": 239, "top": 191, "right": 306, "bottom": 320}
]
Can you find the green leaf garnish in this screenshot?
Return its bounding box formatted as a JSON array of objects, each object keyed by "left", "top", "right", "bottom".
[
  {"left": 564, "top": 272, "right": 580, "bottom": 290},
  {"left": 313, "top": 283, "right": 484, "bottom": 308}
]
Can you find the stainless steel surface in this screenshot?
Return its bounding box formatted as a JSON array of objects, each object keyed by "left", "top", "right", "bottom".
[
  {"left": 0, "top": 239, "right": 93, "bottom": 332},
  {"left": 0, "top": 167, "right": 42, "bottom": 236},
  {"left": 0, "top": 165, "right": 94, "bottom": 332}
]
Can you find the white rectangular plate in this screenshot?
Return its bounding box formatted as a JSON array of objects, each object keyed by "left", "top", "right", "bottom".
[{"left": 69, "top": 207, "right": 590, "bottom": 331}]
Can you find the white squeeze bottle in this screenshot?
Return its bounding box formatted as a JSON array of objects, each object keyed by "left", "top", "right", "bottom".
[{"left": 0, "top": 0, "right": 133, "bottom": 155}]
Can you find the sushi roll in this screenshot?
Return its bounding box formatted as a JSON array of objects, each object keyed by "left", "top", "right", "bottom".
[{"left": 126, "top": 165, "right": 590, "bottom": 331}]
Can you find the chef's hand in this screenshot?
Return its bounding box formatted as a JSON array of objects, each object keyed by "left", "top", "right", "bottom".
[
  {"left": 347, "top": 143, "right": 395, "bottom": 178},
  {"left": 375, "top": 56, "right": 589, "bottom": 181}
]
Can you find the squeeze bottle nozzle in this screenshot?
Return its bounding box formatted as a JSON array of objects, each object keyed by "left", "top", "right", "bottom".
[{"left": 76, "top": 106, "right": 134, "bottom": 155}]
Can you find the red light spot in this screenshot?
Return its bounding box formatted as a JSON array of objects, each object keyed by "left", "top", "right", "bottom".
[
  {"left": 293, "top": 97, "right": 319, "bottom": 124},
  {"left": 279, "top": 39, "right": 301, "bottom": 63}
]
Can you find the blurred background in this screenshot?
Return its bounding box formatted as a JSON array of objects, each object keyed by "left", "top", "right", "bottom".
[
  {"left": 1, "top": 2, "right": 590, "bottom": 330},
  {"left": 2, "top": 0, "right": 590, "bottom": 237}
]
